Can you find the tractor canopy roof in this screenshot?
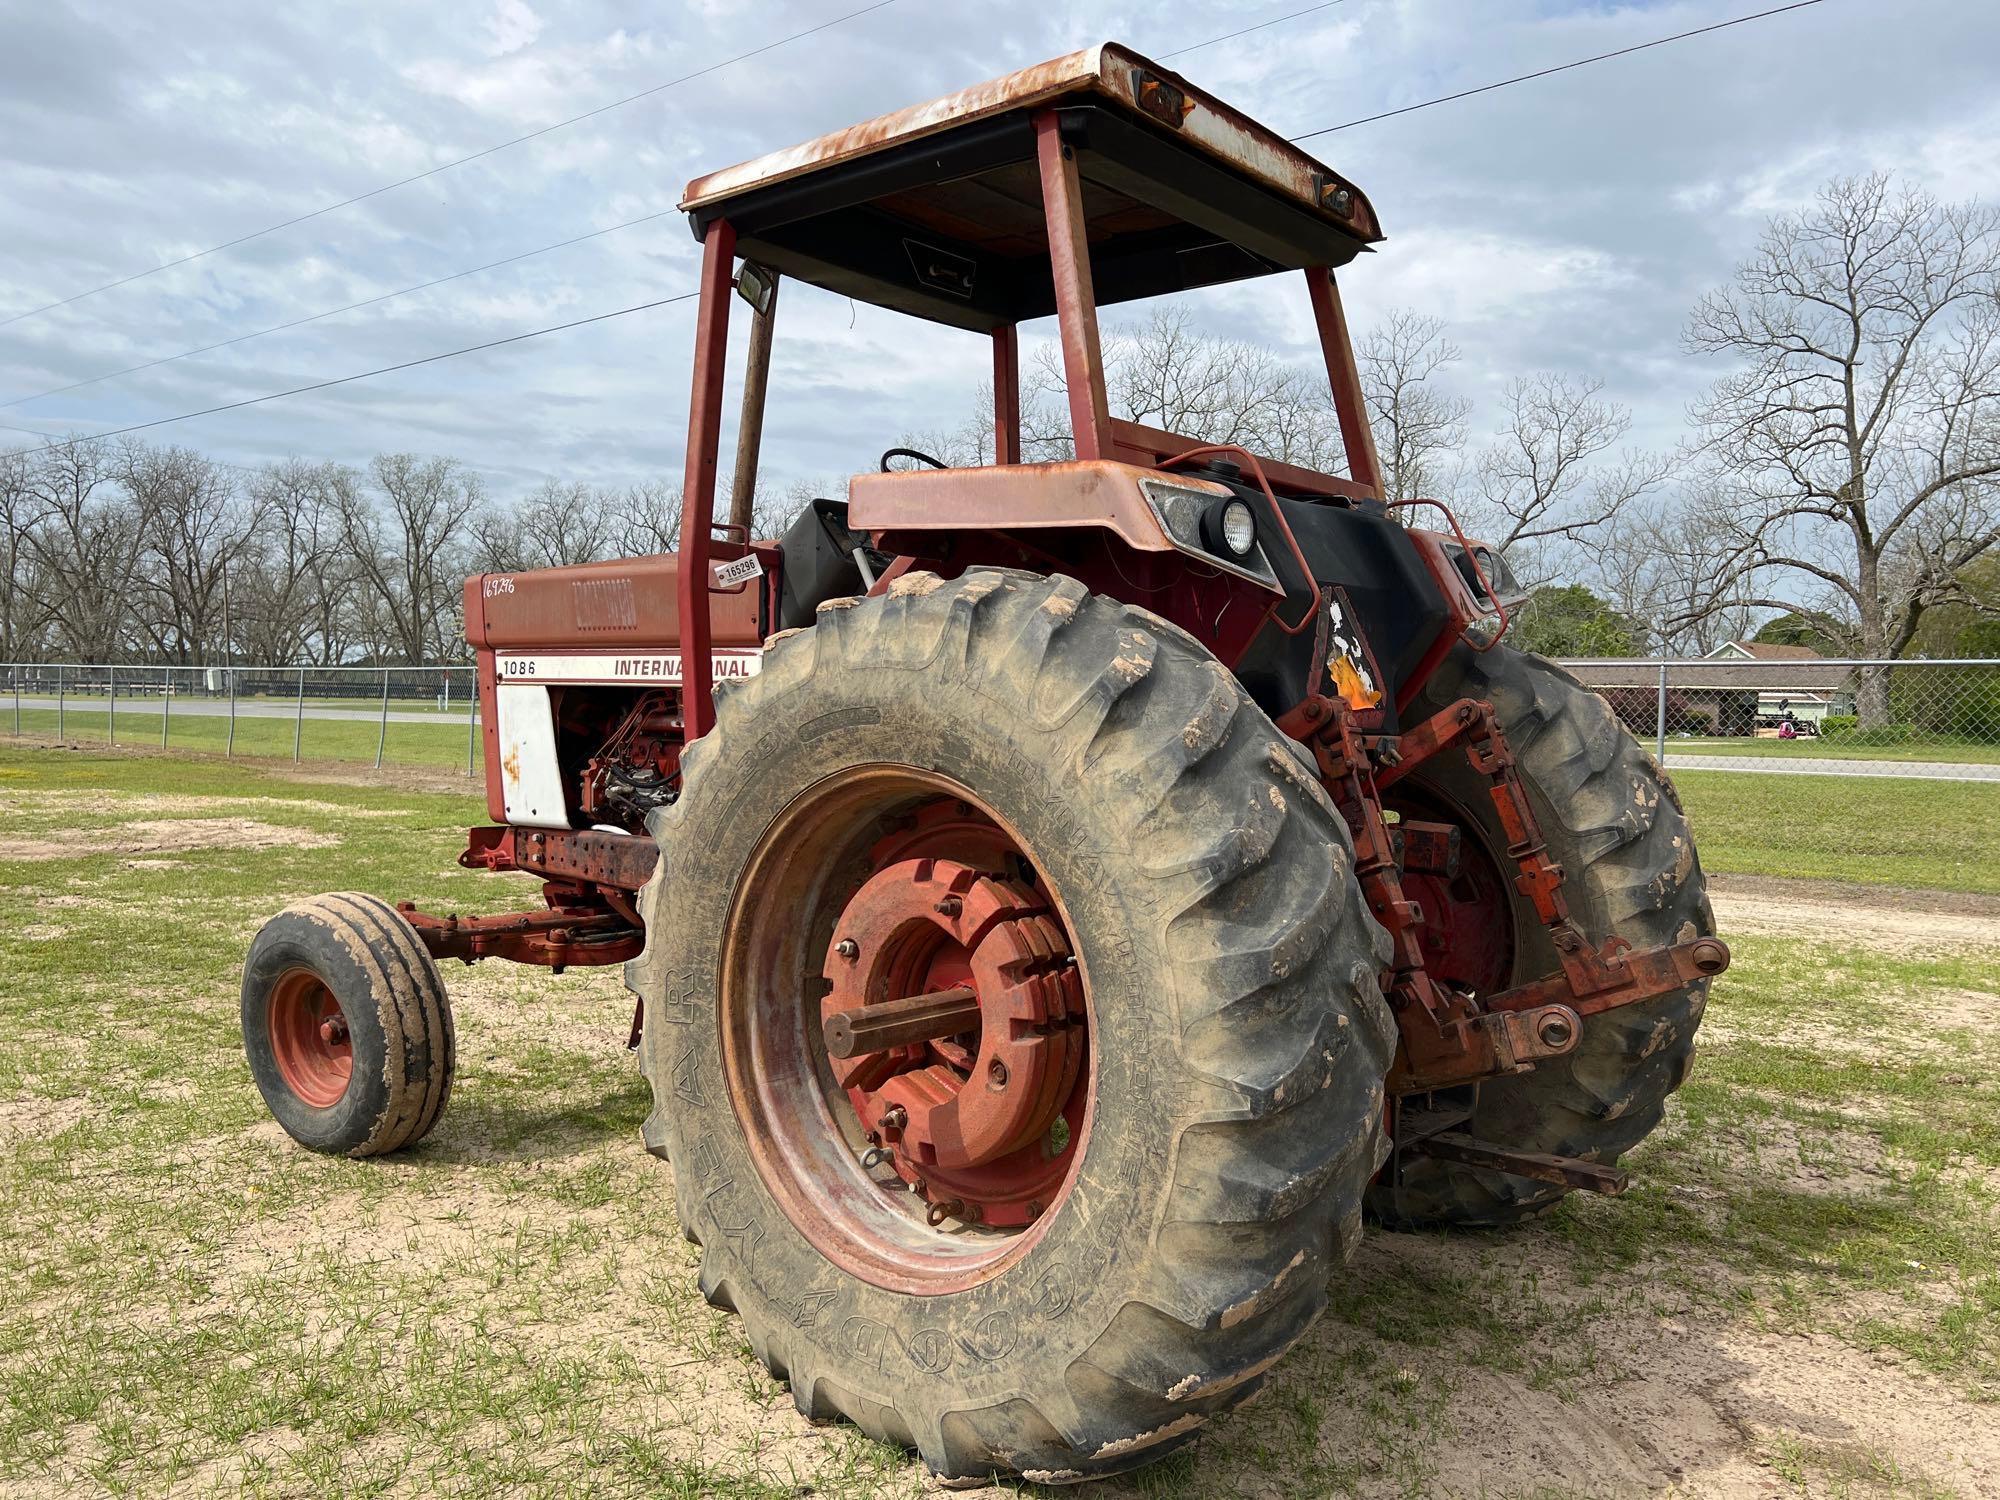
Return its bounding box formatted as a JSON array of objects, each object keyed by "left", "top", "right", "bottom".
[{"left": 679, "top": 43, "right": 1382, "bottom": 332}]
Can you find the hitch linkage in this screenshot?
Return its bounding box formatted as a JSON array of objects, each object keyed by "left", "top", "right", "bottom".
[{"left": 1275, "top": 693, "right": 1730, "bottom": 1096}]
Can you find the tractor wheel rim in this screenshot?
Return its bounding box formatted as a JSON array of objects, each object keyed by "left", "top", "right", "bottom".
[
  {"left": 1385, "top": 784, "right": 1516, "bottom": 998},
  {"left": 268, "top": 968, "right": 354, "bottom": 1109},
  {"left": 719, "top": 766, "right": 1093, "bottom": 1295}
]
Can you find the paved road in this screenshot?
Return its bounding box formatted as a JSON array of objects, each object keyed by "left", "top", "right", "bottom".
[
  {"left": 1664, "top": 752, "right": 1999, "bottom": 783},
  {"left": 7, "top": 695, "right": 476, "bottom": 727}
]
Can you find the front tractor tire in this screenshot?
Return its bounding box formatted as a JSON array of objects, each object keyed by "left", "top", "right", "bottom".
[
  {"left": 1372, "top": 645, "right": 1716, "bottom": 1229},
  {"left": 242, "top": 893, "right": 455, "bottom": 1157},
  {"left": 628, "top": 570, "right": 1394, "bottom": 1485}
]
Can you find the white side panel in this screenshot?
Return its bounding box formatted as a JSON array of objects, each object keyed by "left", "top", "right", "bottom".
[
  {"left": 495, "top": 683, "right": 569, "bottom": 829},
  {"left": 495, "top": 649, "right": 762, "bottom": 685}
]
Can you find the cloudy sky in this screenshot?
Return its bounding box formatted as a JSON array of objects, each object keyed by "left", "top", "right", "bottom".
[{"left": 3, "top": 0, "right": 1997, "bottom": 503}]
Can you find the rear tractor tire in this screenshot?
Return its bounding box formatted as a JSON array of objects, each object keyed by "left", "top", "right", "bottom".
[
  {"left": 1371, "top": 644, "right": 1716, "bottom": 1229},
  {"left": 628, "top": 569, "right": 1395, "bottom": 1485},
  {"left": 242, "top": 892, "right": 455, "bottom": 1156}
]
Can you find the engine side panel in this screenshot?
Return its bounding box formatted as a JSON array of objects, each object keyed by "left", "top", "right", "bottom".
[
  {"left": 464, "top": 554, "right": 769, "bottom": 828},
  {"left": 465, "top": 553, "right": 765, "bottom": 652},
  {"left": 494, "top": 682, "right": 569, "bottom": 828}
]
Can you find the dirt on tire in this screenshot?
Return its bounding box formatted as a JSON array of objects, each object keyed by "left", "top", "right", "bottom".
[
  {"left": 626, "top": 569, "right": 1396, "bottom": 1485},
  {"left": 1369, "top": 646, "right": 1716, "bottom": 1229}
]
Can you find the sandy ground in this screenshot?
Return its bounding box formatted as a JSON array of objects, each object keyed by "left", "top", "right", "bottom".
[
  {"left": 1329, "top": 1235, "right": 2000, "bottom": 1500},
  {"left": 6, "top": 776, "right": 1995, "bottom": 1497},
  {"left": 1710, "top": 873, "right": 2000, "bottom": 952}
]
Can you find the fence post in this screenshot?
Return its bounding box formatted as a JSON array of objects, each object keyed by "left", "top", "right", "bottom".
[
  {"left": 11, "top": 666, "right": 18, "bottom": 736},
  {"left": 108, "top": 665, "right": 116, "bottom": 746},
  {"left": 294, "top": 668, "right": 306, "bottom": 762},
  {"left": 1655, "top": 662, "right": 1668, "bottom": 764},
  {"left": 465, "top": 669, "right": 477, "bottom": 778},
  {"left": 57, "top": 663, "right": 64, "bottom": 743},
  {"left": 376, "top": 669, "right": 390, "bottom": 769},
  {"left": 162, "top": 667, "right": 171, "bottom": 747},
  {"left": 226, "top": 666, "right": 237, "bottom": 757}
]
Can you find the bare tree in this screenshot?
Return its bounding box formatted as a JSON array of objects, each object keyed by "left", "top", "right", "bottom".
[
  {"left": 598, "top": 474, "right": 806, "bottom": 559},
  {"left": 1687, "top": 172, "right": 2000, "bottom": 720},
  {"left": 603, "top": 480, "right": 683, "bottom": 557},
  {"left": 1013, "top": 308, "right": 1343, "bottom": 469},
  {"left": 237, "top": 459, "right": 356, "bottom": 665},
  {"left": 121, "top": 442, "right": 256, "bottom": 663},
  {"left": 19, "top": 438, "right": 145, "bottom": 662},
  {"left": 340, "top": 454, "right": 484, "bottom": 664},
  {"left": 475, "top": 479, "right": 617, "bottom": 572},
  {"left": 0, "top": 448, "right": 50, "bottom": 661},
  {"left": 1357, "top": 310, "right": 1471, "bottom": 502},
  {"left": 1591, "top": 487, "right": 1760, "bottom": 654},
  {"left": 1466, "top": 373, "right": 1667, "bottom": 587},
  {"left": 1108, "top": 308, "right": 1336, "bottom": 466}
]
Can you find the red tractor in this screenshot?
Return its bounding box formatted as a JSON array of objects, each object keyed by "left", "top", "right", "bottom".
[{"left": 242, "top": 45, "right": 1726, "bottom": 1485}]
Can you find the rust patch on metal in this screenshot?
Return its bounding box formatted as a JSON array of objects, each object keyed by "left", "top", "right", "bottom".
[{"left": 680, "top": 43, "right": 1382, "bottom": 245}]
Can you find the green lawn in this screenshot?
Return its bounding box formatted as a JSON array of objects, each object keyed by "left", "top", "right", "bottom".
[
  {"left": 3, "top": 707, "right": 482, "bottom": 774},
  {"left": 1670, "top": 736, "right": 2000, "bottom": 766},
  {"left": 1, "top": 748, "right": 1995, "bottom": 1497},
  {"left": 1671, "top": 767, "right": 2000, "bottom": 894}
]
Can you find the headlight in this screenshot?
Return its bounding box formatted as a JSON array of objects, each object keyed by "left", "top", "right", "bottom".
[
  {"left": 1136, "top": 475, "right": 1279, "bottom": 589},
  {"left": 1198, "top": 498, "right": 1257, "bottom": 558},
  {"left": 1218, "top": 500, "right": 1256, "bottom": 556}
]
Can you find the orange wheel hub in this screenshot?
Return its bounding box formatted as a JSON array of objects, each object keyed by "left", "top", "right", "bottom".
[{"left": 823, "top": 853, "right": 1082, "bottom": 1226}]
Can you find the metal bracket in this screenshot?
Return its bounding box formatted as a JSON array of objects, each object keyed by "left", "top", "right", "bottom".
[
  {"left": 1409, "top": 1132, "right": 1629, "bottom": 1196},
  {"left": 1277, "top": 689, "right": 1730, "bottom": 1098}
]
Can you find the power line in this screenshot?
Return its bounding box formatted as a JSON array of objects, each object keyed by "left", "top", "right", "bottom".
[
  {"left": 4, "top": 0, "right": 1843, "bottom": 459},
  {"left": 3, "top": 210, "right": 677, "bottom": 410},
  {"left": 1159, "top": 0, "right": 1354, "bottom": 60},
  {"left": 0, "top": 0, "right": 898, "bottom": 331},
  {"left": 1291, "top": 0, "right": 1830, "bottom": 140},
  {"left": 4, "top": 0, "right": 1369, "bottom": 414},
  {"left": 9, "top": 292, "right": 698, "bottom": 456}
]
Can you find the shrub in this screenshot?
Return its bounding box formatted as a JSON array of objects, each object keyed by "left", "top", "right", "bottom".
[
  {"left": 1947, "top": 681, "right": 2000, "bottom": 744},
  {"left": 1830, "top": 721, "right": 1919, "bottom": 745}
]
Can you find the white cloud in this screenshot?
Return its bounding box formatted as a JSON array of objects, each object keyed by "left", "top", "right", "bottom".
[
  {"left": 485, "top": 0, "right": 544, "bottom": 57},
  {"left": 4, "top": 0, "right": 1999, "bottom": 501}
]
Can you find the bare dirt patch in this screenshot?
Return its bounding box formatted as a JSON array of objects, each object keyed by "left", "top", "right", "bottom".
[
  {"left": 1265, "top": 1234, "right": 2000, "bottom": 1500},
  {"left": 0, "top": 1096, "right": 90, "bottom": 1142},
  {"left": 1711, "top": 874, "right": 2000, "bottom": 953},
  {"left": 0, "top": 788, "right": 404, "bottom": 820},
  {"left": 0, "top": 818, "right": 338, "bottom": 862},
  {"left": 1423, "top": 1319, "right": 1994, "bottom": 1499}
]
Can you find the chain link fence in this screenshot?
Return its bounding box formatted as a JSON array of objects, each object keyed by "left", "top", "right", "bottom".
[
  {"left": 1557, "top": 656, "right": 2000, "bottom": 896},
  {"left": 1, "top": 663, "right": 481, "bottom": 775},
  {"left": 1558, "top": 657, "right": 2000, "bottom": 780}
]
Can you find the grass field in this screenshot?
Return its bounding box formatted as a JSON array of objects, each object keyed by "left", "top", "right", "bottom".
[
  {"left": 2, "top": 748, "right": 1996, "bottom": 1497},
  {"left": 1671, "top": 767, "right": 2000, "bottom": 894},
  {"left": 3, "top": 709, "right": 482, "bottom": 774}
]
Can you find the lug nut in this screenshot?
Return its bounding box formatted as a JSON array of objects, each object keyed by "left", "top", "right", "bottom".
[
  {"left": 835, "top": 938, "right": 859, "bottom": 961},
  {"left": 988, "top": 1058, "right": 1009, "bottom": 1090},
  {"left": 933, "top": 895, "right": 962, "bottom": 918},
  {"left": 878, "top": 1104, "right": 908, "bottom": 1132}
]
